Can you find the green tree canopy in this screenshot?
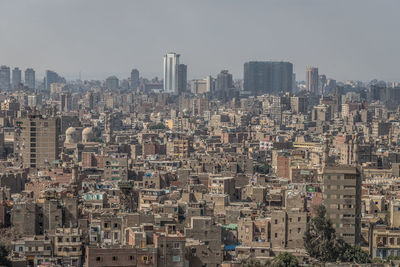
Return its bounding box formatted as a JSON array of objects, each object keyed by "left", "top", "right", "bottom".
[
  {"left": 337, "top": 240, "right": 369, "bottom": 264},
  {"left": 0, "top": 245, "right": 11, "bottom": 267},
  {"left": 304, "top": 205, "right": 338, "bottom": 262},
  {"left": 273, "top": 252, "right": 299, "bottom": 267},
  {"left": 304, "top": 205, "right": 370, "bottom": 264}
]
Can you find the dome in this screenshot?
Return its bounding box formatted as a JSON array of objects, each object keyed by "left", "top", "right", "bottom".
[
  {"left": 82, "top": 127, "right": 93, "bottom": 135},
  {"left": 65, "top": 127, "right": 77, "bottom": 135},
  {"left": 65, "top": 127, "right": 80, "bottom": 144},
  {"left": 82, "top": 127, "right": 94, "bottom": 143}
]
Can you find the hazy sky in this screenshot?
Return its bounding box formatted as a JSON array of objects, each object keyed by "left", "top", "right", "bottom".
[{"left": 0, "top": 0, "right": 399, "bottom": 82}]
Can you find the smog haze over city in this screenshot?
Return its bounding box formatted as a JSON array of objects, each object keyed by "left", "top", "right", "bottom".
[
  {"left": 0, "top": 1, "right": 400, "bottom": 267},
  {"left": 1, "top": 0, "right": 399, "bottom": 81}
]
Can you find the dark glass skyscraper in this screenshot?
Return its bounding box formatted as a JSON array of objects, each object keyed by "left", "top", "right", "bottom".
[
  {"left": 25, "top": 68, "right": 36, "bottom": 89},
  {"left": 216, "top": 70, "right": 233, "bottom": 91},
  {"left": 0, "top": 65, "right": 11, "bottom": 91},
  {"left": 130, "top": 69, "right": 140, "bottom": 91},
  {"left": 44, "top": 70, "right": 61, "bottom": 91},
  {"left": 177, "top": 64, "right": 187, "bottom": 94},
  {"left": 12, "top": 67, "right": 22, "bottom": 89},
  {"left": 243, "top": 61, "right": 293, "bottom": 94}
]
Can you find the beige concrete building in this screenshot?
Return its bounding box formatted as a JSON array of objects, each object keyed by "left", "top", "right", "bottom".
[{"left": 14, "top": 114, "right": 59, "bottom": 168}]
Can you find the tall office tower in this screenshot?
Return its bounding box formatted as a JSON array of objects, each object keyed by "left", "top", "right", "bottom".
[
  {"left": 105, "top": 76, "right": 119, "bottom": 90},
  {"left": 216, "top": 70, "right": 233, "bottom": 91},
  {"left": 163, "top": 52, "right": 180, "bottom": 93},
  {"left": 243, "top": 61, "right": 293, "bottom": 94},
  {"left": 130, "top": 69, "right": 140, "bottom": 90},
  {"left": 0, "top": 65, "right": 11, "bottom": 90},
  {"left": 306, "top": 67, "right": 319, "bottom": 94},
  {"left": 177, "top": 64, "right": 187, "bottom": 94},
  {"left": 323, "top": 166, "right": 361, "bottom": 245},
  {"left": 12, "top": 67, "right": 22, "bottom": 89},
  {"left": 44, "top": 70, "right": 60, "bottom": 91},
  {"left": 25, "top": 68, "right": 36, "bottom": 89},
  {"left": 14, "top": 114, "right": 59, "bottom": 169}
]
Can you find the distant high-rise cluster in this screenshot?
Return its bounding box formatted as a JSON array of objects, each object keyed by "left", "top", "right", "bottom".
[
  {"left": 243, "top": 61, "right": 293, "bottom": 94},
  {"left": 0, "top": 66, "right": 35, "bottom": 91}
]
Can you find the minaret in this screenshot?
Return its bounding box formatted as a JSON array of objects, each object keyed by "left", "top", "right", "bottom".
[
  {"left": 349, "top": 138, "right": 354, "bottom": 165},
  {"left": 322, "top": 135, "right": 329, "bottom": 167},
  {"left": 352, "top": 134, "right": 359, "bottom": 166},
  {"left": 72, "top": 164, "right": 78, "bottom": 184},
  {"left": 105, "top": 114, "right": 113, "bottom": 143}
]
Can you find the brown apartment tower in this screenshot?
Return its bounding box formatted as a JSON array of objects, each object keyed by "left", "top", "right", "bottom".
[
  {"left": 15, "top": 114, "right": 59, "bottom": 169},
  {"left": 322, "top": 165, "right": 361, "bottom": 245},
  {"left": 306, "top": 67, "right": 319, "bottom": 94}
]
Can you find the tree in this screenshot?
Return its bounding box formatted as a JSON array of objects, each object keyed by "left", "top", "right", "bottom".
[
  {"left": 244, "top": 258, "right": 264, "bottom": 267},
  {"left": 254, "top": 163, "right": 270, "bottom": 174},
  {"left": 304, "top": 205, "right": 371, "bottom": 264},
  {"left": 272, "top": 252, "right": 299, "bottom": 267},
  {"left": 303, "top": 205, "right": 339, "bottom": 262},
  {"left": 0, "top": 245, "right": 11, "bottom": 267},
  {"left": 338, "top": 242, "right": 370, "bottom": 264},
  {"left": 148, "top": 123, "right": 167, "bottom": 130}
]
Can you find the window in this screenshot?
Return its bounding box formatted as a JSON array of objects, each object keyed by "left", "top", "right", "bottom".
[
  {"left": 274, "top": 219, "right": 278, "bottom": 224},
  {"left": 112, "top": 256, "right": 118, "bottom": 261},
  {"left": 298, "top": 217, "right": 301, "bottom": 222},
  {"left": 174, "top": 242, "right": 180, "bottom": 249},
  {"left": 96, "top": 257, "right": 101, "bottom": 262},
  {"left": 275, "top": 233, "right": 278, "bottom": 238},
  {"left": 130, "top": 256, "right": 134, "bottom": 261}
]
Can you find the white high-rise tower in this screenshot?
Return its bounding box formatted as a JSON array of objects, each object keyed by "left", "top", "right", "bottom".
[{"left": 163, "top": 52, "right": 180, "bottom": 93}]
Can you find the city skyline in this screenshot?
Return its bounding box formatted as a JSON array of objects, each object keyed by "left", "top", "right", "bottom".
[{"left": 0, "top": 0, "right": 399, "bottom": 82}]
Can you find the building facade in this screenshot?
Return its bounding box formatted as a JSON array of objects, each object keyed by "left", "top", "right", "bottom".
[
  {"left": 14, "top": 114, "right": 59, "bottom": 169},
  {"left": 243, "top": 61, "right": 293, "bottom": 94},
  {"left": 25, "top": 68, "right": 36, "bottom": 89},
  {"left": 306, "top": 67, "right": 319, "bottom": 94},
  {"left": 323, "top": 166, "right": 361, "bottom": 245}
]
